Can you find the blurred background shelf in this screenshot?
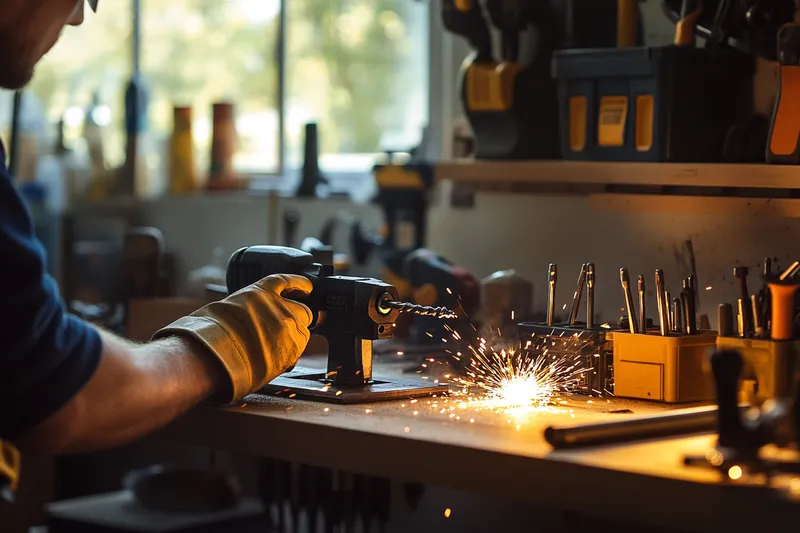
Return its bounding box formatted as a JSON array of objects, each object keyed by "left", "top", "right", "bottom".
[{"left": 436, "top": 160, "right": 800, "bottom": 195}]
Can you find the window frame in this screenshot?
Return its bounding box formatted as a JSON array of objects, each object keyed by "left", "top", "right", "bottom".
[{"left": 129, "top": 0, "right": 438, "bottom": 188}]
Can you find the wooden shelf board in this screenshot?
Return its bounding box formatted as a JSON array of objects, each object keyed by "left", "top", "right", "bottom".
[{"left": 436, "top": 160, "right": 800, "bottom": 191}]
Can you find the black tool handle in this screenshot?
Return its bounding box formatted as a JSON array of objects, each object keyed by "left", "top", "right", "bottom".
[
  {"left": 718, "top": 303, "right": 734, "bottom": 337},
  {"left": 227, "top": 245, "right": 317, "bottom": 293},
  {"left": 682, "top": 287, "right": 697, "bottom": 334},
  {"left": 710, "top": 350, "right": 744, "bottom": 449}
]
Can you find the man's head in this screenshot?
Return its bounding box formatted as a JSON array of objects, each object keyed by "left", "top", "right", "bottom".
[{"left": 0, "top": 0, "right": 91, "bottom": 89}]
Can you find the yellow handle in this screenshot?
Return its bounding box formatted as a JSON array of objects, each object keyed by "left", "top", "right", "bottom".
[
  {"left": 769, "top": 283, "right": 799, "bottom": 340},
  {"left": 0, "top": 441, "right": 21, "bottom": 493}
]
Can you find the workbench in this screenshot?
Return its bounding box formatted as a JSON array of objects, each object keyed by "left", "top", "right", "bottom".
[{"left": 160, "top": 356, "right": 800, "bottom": 533}]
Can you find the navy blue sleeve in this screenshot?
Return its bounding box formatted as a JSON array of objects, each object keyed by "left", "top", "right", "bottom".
[{"left": 0, "top": 153, "right": 102, "bottom": 440}]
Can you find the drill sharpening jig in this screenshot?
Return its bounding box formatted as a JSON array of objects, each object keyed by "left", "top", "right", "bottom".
[{"left": 227, "top": 246, "right": 451, "bottom": 403}]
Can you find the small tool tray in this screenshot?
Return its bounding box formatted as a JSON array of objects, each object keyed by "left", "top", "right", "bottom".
[
  {"left": 613, "top": 331, "right": 717, "bottom": 403},
  {"left": 716, "top": 336, "right": 800, "bottom": 405},
  {"left": 517, "top": 323, "right": 614, "bottom": 396}
]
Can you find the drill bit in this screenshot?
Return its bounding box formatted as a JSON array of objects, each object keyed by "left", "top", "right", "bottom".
[
  {"left": 638, "top": 274, "right": 647, "bottom": 334},
  {"left": 547, "top": 263, "right": 557, "bottom": 327},
  {"left": 569, "top": 263, "right": 588, "bottom": 326},
  {"left": 381, "top": 300, "right": 458, "bottom": 320},
  {"left": 655, "top": 269, "right": 668, "bottom": 336},
  {"left": 586, "top": 263, "right": 595, "bottom": 329},
  {"left": 620, "top": 268, "right": 638, "bottom": 334}
]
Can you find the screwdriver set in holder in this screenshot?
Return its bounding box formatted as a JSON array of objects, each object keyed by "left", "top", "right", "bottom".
[{"left": 517, "top": 323, "right": 614, "bottom": 397}]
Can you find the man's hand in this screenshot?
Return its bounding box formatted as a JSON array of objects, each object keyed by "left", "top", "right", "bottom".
[{"left": 154, "top": 274, "right": 314, "bottom": 402}]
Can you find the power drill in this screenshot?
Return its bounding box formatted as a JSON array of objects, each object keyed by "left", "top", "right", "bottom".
[{"left": 226, "top": 246, "right": 456, "bottom": 386}]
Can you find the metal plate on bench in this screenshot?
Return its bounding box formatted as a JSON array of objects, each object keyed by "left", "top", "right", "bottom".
[{"left": 258, "top": 366, "right": 447, "bottom": 404}]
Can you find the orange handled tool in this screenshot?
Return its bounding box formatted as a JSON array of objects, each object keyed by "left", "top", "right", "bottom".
[
  {"left": 617, "top": 0, "right": 638, "bottom": 48},
  {"left": 768, "top": 24, "right": 800, "bottom": 164},
  {"left": 673, "top": 0, "right": 702, "bottom": 47},
  {"left": 768, "top": 281, "right": 799, "bottom": 340}
]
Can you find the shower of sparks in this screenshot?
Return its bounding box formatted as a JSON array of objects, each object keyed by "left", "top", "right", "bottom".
[{"left": 451, "top": 339, "right": 591, "bottom": 415}]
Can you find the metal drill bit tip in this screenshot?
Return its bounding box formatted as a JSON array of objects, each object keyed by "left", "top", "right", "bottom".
[
  {"left": 381, "top": 299, "right": 459, "bottom": 320},
  {"left": 620, "top": 268, "right": 630, "bottom": 285},
  {"left": 548, "top": 263, "right": 557, "bottom": 282}
]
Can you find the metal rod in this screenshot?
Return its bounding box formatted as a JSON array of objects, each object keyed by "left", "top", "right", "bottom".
[{"left": 544, "top": 405, "right": 719, "bottom": 450}]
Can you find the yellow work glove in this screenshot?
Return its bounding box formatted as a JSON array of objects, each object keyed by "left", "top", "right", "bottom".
[{"left": 153, "top": 274, "right": 313, "bottom": 403}]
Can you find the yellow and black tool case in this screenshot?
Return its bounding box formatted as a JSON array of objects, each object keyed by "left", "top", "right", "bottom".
[{"left": 552, "top": 46, "right": 753, "bottom": 162}]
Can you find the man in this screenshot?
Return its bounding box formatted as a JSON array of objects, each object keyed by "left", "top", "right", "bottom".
[{"left": 0, "top": 0, "right": 314, "bottom": 455}]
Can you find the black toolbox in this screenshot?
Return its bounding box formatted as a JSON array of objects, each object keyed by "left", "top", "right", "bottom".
[{"left": 552, "top": 46, "right": 753, "bottom": 162}]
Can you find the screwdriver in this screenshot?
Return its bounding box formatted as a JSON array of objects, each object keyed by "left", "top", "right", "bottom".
[
  {"left": 751, "top": 294, "right": 764, "bottom": 337},
  {"left": 620, "top": 268, "right": 638, "bottom": 334},
  {"left": 672, "top": 298, "right": 683, "bottom": 333},
  {"left": 682, "top": 285, "right": 697, "bottom": 335},
  {"left": 569, "top": 263, "right": 588, "bottom": 326},
  {"left": 638, "top": 274, "right": 646, "bottom": 334},
  {"left": 586, "top": 263, "right": 595, "bottom": 329},
  {"left": 655, "top": 269, "right": 668, "bottom": 336},
  {"left": 547, "top": 263, "right": 557, "bottom": 327},
  {"left": 665, "top": 290, "right": 673, "bottom": 330},
  {"left": 733, "top": 267, "right": 753, "bottom": 336}
]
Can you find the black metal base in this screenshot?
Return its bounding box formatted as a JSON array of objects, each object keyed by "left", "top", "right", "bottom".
[{"left": 259, "top": 366, "right": 447, "bottom": 404}]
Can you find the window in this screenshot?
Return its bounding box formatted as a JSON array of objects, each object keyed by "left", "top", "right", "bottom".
[
  {"left": 25, "top": 2, "right": 132, "bottom": 168},
  {"left": 7, "top": 0, "right": 430, "bottom": 189},
  {"left": 284, "top": 0, "right": 430, "bottom": 174}
]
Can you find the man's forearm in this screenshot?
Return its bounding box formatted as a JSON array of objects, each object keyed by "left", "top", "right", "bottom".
[{"left": 15, "top": 330, "right": 225, "bottom": 455}]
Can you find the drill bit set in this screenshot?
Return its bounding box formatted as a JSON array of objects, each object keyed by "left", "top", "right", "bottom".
[
  {"left": 613, "top": 267, "right": 716, "bottom": 403},
  {"left": 717, "top": 258, "right": 800, "bottom": 406},
  {"left": 517, "top": 262, "right": 614, "bottom": 397}
]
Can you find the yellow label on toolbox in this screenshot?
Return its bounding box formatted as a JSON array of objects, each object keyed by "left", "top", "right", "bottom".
[
  {"left": 568, "top": 96, "right": 588, "bottom": 152},
  {"left": 597, "top": 96, "right": 628, "bottom": 147}
]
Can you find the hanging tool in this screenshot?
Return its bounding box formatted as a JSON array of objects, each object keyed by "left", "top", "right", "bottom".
[
  {"left": 226, "top": 246, "right": 448, "bottom": 401},
  {"left": 569, "top": 263, "right": 588, "bottom": 326},
  {"left": 674, "top": 0, "right": 703, "bottom": 46},
  {"left": 638, "top": 274, "right": 647, "bottom": 334},
  {"left": 768, "top": 24, "right": 800, "bottom": 164},
  {"left": 547, "top": 263, "right": 557, "bottom": 327},
  {"left": 733, "top": 266, "right": 753, "bottom": 336},
  {"left": 655, "top": 269, "right": 668, "bottom": 335},
  {"left": 586, "top": 263, "right": 595, "bottom": 329},
  {"left": 618, "top": 0, "right": 639, "bottom": 47},
  {"left": 620, "top": 268, "right": 638, "bottom": 334},
  {"left": 718, "top": 303, "right": 734, "bottom": 337}
]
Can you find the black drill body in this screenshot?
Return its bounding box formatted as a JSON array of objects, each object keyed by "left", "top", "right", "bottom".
[{"left": 226, "top": 246, "right": 400, "bottom": 386}]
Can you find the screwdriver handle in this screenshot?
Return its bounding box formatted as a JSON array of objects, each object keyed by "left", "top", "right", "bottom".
[
  {"left": 768, "top": 282, "right": 800, "bottom": 340},
  {"left": 718, "top": 303, "right": 734, "bottom": 337},
  {"left": 710, "top": 350, "right": 744, "bottom": 449}
]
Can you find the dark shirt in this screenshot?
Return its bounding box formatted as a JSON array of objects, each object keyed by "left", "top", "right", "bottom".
[{"left": 0, "top": 145, "right": 102, "bottom": 440}]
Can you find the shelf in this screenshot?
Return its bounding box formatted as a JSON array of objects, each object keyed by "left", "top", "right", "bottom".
[{"left": 436, "top": 160, "right": 800, "bottom": 192}]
